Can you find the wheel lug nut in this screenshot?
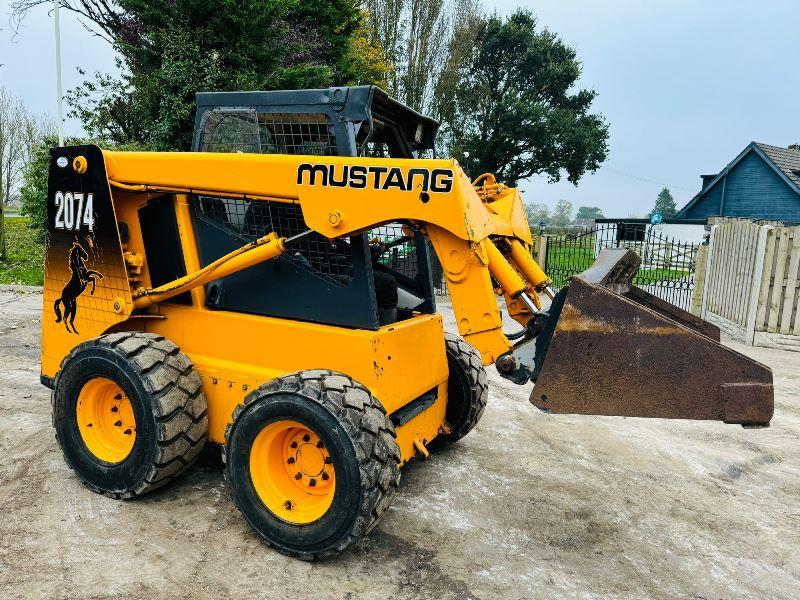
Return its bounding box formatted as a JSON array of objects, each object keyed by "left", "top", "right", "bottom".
[
  {"left": 123, "top": 429, "right": 132, "bottom": 435},
  {"left": 287, "top": 457, "right": 295, "bottom": 464},
  {"left": 321, "top": 472, "right": 329, "bottom": 481},
  {"left": 110, "top": 406, "right": 118, "bottom": 413},
  {"left": 114, "top": 420, "right": 122, "bottom": 427},
  {"left": 302, "top": 434, "right": 310, "bottom": 442},
  {"left": 309, "top": 478, "right": 317, "bottom": 487},
  {"left": 284, "top": 500, "right": 293, "bottom": 510},
  {"left": 294, "top": 473, "right": 302, "bottom": 480},
  {"left": 290, "top": 441, "right": 297, "bottom": 449}
]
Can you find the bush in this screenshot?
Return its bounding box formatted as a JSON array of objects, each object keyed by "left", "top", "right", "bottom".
[
  {"left": 0, "top": 217, "right": 44, "bottom": 285},
  {"left": 18, "top": 136, "right": 55, "bottom": 244}
]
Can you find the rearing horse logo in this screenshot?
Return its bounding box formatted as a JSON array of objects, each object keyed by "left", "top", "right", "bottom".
[{"left": 54, "top": 241, "right": 104, "bottom": 334}]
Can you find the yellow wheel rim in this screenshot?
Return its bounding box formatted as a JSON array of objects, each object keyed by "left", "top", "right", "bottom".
[
  {"left": 249, "top": 420, "right": 336, "bottom": 524},
  {"left": 76, "top": 377, "right": 136, "bottom": 464}
]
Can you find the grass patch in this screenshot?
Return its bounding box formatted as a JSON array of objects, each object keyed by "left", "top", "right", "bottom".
[
  {"left": 545, "top": 240, "right": 596, "bottom": 287},
  {"left": 0, "top": 217, "right": 45, "bottom": 286},
  {"left": 634, "top": 268, "right": 691, "bottom": 283},
  {"left": 545, "top": 234, "right": 695, "bottom": 288}
]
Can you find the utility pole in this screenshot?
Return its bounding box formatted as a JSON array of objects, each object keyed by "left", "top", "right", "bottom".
[
  {"left": 0, "top": 107, "right": 4, "bottom": 260},
  {"left": 54, "top": 0, "right": 64, "bottom": 146}
]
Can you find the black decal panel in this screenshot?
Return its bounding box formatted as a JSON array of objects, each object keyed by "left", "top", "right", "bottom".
[{"left": 45, "top": 145, "right": 131, "bottom": 339}]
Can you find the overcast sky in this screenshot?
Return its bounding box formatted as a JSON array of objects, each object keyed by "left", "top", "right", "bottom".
[{"left": 2, "top": 0, "right": 799, "bottom": 217}]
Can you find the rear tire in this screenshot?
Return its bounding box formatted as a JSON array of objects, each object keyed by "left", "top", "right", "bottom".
[
  {"left": 224, "top": 370, "right": 401, "bottom": 559},
  {"left": 436, "top": 333, "right": 489, "bottom": 445},
  {"left": 52, "top": 332, "right": 208, "bottom": 498}
]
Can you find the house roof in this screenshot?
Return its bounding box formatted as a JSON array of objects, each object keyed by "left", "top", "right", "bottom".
[
  {"left": 756, "top": 143, "right": 800, "bottom": 189},
  {"left": 676, "top": 142, "right": 800, "bottom": 217}
]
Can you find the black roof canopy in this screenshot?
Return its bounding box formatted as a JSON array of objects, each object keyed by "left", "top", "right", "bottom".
[{"left": 193, "top": 86, "right": 439, "bottom": 156}]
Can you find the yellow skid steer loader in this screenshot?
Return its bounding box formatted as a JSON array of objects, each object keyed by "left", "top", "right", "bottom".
[{"left": 41, "top": 86, "right": 772, "bottom": 559}]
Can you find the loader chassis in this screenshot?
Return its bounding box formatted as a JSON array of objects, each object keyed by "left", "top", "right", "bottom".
[
  {"left": 43, "top": 149, "right": 449, "bottom": 463},
  {"left": 41, "top": 86, "right": 773, "bottom": 559}
]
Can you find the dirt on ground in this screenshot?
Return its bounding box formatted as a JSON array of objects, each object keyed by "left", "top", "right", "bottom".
[{"left": 1, "top": 289, "right": 798, "bottom": 599}]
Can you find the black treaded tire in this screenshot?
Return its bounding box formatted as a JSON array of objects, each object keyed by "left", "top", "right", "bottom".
[
  {"left": 436, "top": 333, "right": 489, "bottom": 445},
  {"left": 52, "top": 332, "right": 208, "bottom": 498},
  {"left": 224, "top": 370, "right": 401, "bottom": 560}
]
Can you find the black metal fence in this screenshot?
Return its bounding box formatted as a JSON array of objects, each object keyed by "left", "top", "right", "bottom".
[
  {"left": 424, "top": 223, "right": 699, "bottom": 308},
  {"left": 544, "top": 223, "right": 699, "bottom": 310}
]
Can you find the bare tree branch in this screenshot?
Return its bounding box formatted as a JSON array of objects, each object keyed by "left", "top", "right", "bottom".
[
  {"left": 10, "top": 1, "right": 126, "bottom": 45},
  {"left": 364, "top": 0, "right": 469, "bottom": 115},
  {"left": 0, "top": 86, "right": 50, "bottom": 257}
]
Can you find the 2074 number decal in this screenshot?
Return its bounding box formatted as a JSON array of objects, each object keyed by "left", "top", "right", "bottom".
[{"left": 54, "top": 191, "right": 95, "bottom": 232}]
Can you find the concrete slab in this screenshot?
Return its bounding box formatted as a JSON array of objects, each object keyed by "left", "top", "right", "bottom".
[{"left": 1, "top": 291, "right": 798, "bottom": 599}]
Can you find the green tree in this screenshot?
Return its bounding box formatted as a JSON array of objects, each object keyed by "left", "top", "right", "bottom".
[
  {"left": 365, "top": 0, "right": 480, "bottom": 115},
  {"left": 525, "top": 201, "right": 550, "bottom": 229},
  {"left": 550, "top": 199, "right": 574, "bottom": 228},
  {"left": 18, "top": 136, "right": 52, "bottom": 244},
  {"left": 345, "top": 10, "right": 394, "bottom": 90},
  {"left": 649, "top": 187, "right": 677, "bottom": 218},
  {"left": 438, "top": 10, "right": 609, "bottom": 185},
  {"left": 575, "top": 206, "right": 604, "bottom": 221},
  {"left": 14, "top": 1, "right": 388, "bottom": 150},
  {"left": 433, "top": 2, "right": 484, "bottom": 153},
  {"left": 1, "top": 87, "right": 44, "bottom": 258}
]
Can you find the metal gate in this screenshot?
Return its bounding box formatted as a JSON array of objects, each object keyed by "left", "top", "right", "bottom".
[{"left": 544, "top": 223, "right": 699, "bottom": 310}]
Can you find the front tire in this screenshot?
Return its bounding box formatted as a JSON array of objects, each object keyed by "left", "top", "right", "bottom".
[
  {"left": 52, "top": 332, "right": 208, "bottom": 498},
  {"left": 224, "top": 370, "right": 401, "bottom": 559}
]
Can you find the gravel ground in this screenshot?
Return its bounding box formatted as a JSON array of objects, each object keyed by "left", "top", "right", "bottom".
[{"left": 1, "top": 290, "right": 798, "bottom": 599}]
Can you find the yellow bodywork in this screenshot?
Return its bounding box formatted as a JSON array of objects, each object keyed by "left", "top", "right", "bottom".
[
  {"left": 42, "top": 149, "right": 550, "bottom": 464},
  {"left": 122, "top": 306, "right": 450, "bottom": 461}
]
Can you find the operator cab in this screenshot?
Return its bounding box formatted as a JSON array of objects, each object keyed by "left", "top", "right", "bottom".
[{"left": 188, "top": 86, "right": 440, "bottom": 329}]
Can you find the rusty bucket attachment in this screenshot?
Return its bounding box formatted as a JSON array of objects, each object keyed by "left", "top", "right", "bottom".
[{"left": 528, "top": 248, "right": 773, "bottom": 427}]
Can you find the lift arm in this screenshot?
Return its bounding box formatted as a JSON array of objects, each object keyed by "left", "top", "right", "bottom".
[
  {"left": 103, "top": 150, "right": 544, "bottom": 363},
  {"left": 132, "top": 232, "right": 290, "bottom": 309}
]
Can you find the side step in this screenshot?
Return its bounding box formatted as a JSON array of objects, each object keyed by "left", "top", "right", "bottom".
[{"left": 529, "top": 248, "right": 774, "bottom": 427}]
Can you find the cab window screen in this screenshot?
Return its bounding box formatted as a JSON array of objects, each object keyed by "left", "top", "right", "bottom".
[
  {"left": 195, "top": 195, "right": 353, "bottom": 286},
  {"left": 257, "top": 113, "right": 336, "bottom": 156},
  {"left": 200, "top": 110, "right": 336, "bottom": 156},
  {"left": 200, "top": 110, "right": 261, "bottom": 153}
]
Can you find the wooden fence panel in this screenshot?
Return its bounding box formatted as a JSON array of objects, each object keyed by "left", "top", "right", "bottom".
[
  {"left": 757, "top": 226, "right": 800, "bottom": 335},
  {"left": 754, "top": 228, "right": 777, "bottom": 328},
  {"left": 780, "top": 232, "right": 800, "bottom": 334},
  {"left": 766, "top": 230, "right": 790, "bottom": 332},
  {"left": 740, "top": 223, "right": 760, "bottom": 324},
  {"left": 702, "top": 219, "right": 800, "bottom": 350},
  {"left": 703, "top": 219, "right": 761, "bottom": 329},
  {"left": 710, "top": 222, "right": 727, "bottom": 319}
]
